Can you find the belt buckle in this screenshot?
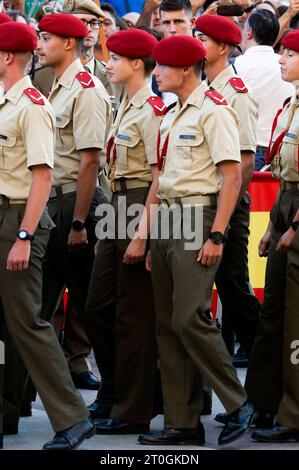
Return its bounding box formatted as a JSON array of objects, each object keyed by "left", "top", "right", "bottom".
[
  {"left": 111, "top": 180, "right": 116, "bottom": 193},
  {"left": 280, "top": 180, "right": 286, "bottom": 191}
]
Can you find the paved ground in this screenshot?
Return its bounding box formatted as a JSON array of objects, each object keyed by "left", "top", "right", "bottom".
[{"left": 2, "top": 368, "right": 299, "bottom": 451}]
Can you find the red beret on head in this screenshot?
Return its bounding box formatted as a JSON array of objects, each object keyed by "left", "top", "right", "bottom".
[
  {"left": 38, "top": 13, "right": 88, "bottom": 38},
  {"left": 196, "top": 15, "right": 242, "bottom": 46},
  {"left": 107, "top": 29, "right": 158, "bottom": 58},
  {"left": 0, "top": 12, "right": 13, "bottom": 24},
  {"left": 152, "top": 36, "right": 206, "bottom": 67},
  {"left": 282, "top": 30, "right": 299, "bottom": 52},
  {"left": 0, "top": 23, "right": 37, "bottom": 52}
]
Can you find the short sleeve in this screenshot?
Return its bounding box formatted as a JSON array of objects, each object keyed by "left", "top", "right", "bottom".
[
  {"left": 139, "top": 107, "right": 164, "bottom": 166},
  {"left": 73, "top": 88, "right": 111, "bottom": 151},
  {"left": 231, "top": 92, "right": 258, "bottom": 152},
  {"left": 20, "top": 104, "right": 55, "bottom": 170},
  {"left": 202, "top": 105, "right": 241, "bottom": 165}
]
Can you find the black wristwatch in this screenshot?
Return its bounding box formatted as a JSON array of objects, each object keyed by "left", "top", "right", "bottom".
[
  {"left": 209, "top": 231, "right": 227, "bottom": 245},
  {"left": 72, "top": 219, "right": 85, "bottom": 231},
  {"left": 17, "top": 229, "right": 34, "bottom": 241},
  {"left": 290, "top": 220, "right": 299, "bottom": 231}
]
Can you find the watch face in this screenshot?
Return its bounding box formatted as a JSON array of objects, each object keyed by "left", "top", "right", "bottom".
[{"left": 19, "top": 230, "right": 27, "bottom": 239}]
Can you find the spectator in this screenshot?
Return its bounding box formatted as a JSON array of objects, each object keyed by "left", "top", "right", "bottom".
[
  {"left": 159, "top": 0, "right": 195, "bottom": 37},
  {"left": 122, "top": 11, "right": 140, "bottom": 27}
]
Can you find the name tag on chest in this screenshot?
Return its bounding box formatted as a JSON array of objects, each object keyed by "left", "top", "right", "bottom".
[
  {"left": 179, "top": 134, "right": 196, "bottom": 140},
  {"left": 286, "top": 132, "right": 297, "bottom": 140},
  {"left": 117, "top": 134, "right": 131, "bottom": 141}
]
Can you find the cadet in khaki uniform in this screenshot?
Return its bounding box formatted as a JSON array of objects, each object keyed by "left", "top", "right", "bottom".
[
  {"left": 86, "top": 29, "right": 164, "bottom": 433},
  {"left": 34, "top": 0, "right": 120, "bottom": 107},
  {"left": 196, "top": 15, "right": 260, "bottom": 361},
  {"left": 248, "top": 31, "right": 299, "bottom": 443},
  {"left": 138, "top": 36, "right": 254, "bottom": 447},
  {"left": 35, "top": 13, "right": 111, "bottom": 346},
  {"left": 0, "top": 22, "right": 94, "bottom": 450}
]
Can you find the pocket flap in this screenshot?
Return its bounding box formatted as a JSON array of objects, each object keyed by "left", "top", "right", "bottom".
[
  {"left": 56, "top": 114, "right": 72, "bottom": 129},
  {"left": 39, "top": 211, "right": 55, "bottom": 230},
  {"left": 114, "top": 133, "right": 141, "bottom": 148},
  {"left": 0, "top": 134, "right": 16, "bottom": 147}
]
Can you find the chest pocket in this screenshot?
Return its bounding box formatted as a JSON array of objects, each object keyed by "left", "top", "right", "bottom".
[
  {"left": 55, "top": 114, "right": 72, "bottom": 149},
  {"left": 114, "top": 133, "right": 141, "bottom": 169},
  {"left": 174, "top": 130, "right": 204, "bottom": 169},
  {"left": 280, "top": 133, "right": 299, "bottom": 175},
  {"left": 0, "top": 135, "right": 17, "bottom": 171}
]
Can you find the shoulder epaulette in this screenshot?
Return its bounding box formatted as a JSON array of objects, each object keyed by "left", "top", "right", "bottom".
[
  {"left": 205, "top": 90, "right": 227, "bottom": 105},
  {"left": 76, "top": 71, "right": 95, "bottom": 89},
  {"left": 23, "top": 87, "right": 45, "bottom": 105},
  {"left": 229, "top": 77, "right": 248, "bottom": 93},
  {"left": 146, "top": 96, "right": 167, "bottom": 115}
]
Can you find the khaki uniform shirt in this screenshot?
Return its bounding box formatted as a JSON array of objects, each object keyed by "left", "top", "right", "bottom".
[
  {"left": 112, "top": 83, "right": 164, "bottom": 182},
  {"left": 0, "top": 76, "right": 54, "bottom": 202},
  {"left": 209, "top": 65, "right": 258, "bottom": 152},
  {"left": 158, "top": 81, "right": 241, "bottom": 199},
  {"left": 271, "top": 92, "right": 299, "bottom": 182},
  {"left": 49, "top": 59, "right": 112, "bottom": 186}
]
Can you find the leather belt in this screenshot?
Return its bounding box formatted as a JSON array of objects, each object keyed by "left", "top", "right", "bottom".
[
  {"left": 49, "top": 182, "right": 78, "bottom": 199},
  {"left": 0, "top": 195, "right": 27, "bottom": 207},
  {"left": 111, "top": 179, "right": 151, "bottom": 192},
  {"left": 280, "top": 180, "right": 299, "bottom": 192},
  {"left": 160, "top": 194, "right": 217, "bottom": 207}
]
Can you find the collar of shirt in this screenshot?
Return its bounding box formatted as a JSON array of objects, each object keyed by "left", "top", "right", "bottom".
[
  {"left": 209, "top": 64, "right": 234, "bottom": 94},
  {"left": 174, "top": 81, "right": 208, "bottom": 116},
  {"left": 0, "top": 75, "right": 32, "bottom": 105},
  {"left": 128, "top": 82, "right": 153, "bottom": 108},
  {"left": 52, "top": 58, "right": 84, "bottom": 91},
  {"left": 85, "top": 57, "right": 95, "bottom": 75},
  {"left": 242, "top": 45, "right": 275, "bottom": 56}
]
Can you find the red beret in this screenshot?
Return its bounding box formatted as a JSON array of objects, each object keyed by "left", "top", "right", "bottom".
[
  {"left": 0, "top": 12, "right": 13, "bottom": 24},
  {"left": 196, "top": 15, "right": 242, "bottom": 46},
  {"left": 38, "top": 13, "right": 88, "bottom": 38},
  {"left": 282, "top": 30, "right": 299, "bottom": 53},
  {"left": 152, "top": 36, "right": 206, "bottom": 67},
  {"left": 0, "top": 23, "right": 37, "bottom": 52},
  {"left": 107, "top": 29, "right": 158, "bottom": 58}
]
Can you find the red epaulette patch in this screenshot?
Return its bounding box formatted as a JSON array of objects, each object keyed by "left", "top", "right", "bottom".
[
  {"left": 229, "top": 77, "right": 248, "bottom": 93},
  {"left": 146, "top": 96, "right": 167, "bottom": 115},
  {"left": 76, "top": 71, "right": 95, "bottom": 88},
  {"left": 23, "top": 87, "right": 45, "bottom": 105},
  {"left": 205, "top": 90, "right": 227, "bottom": 105}
]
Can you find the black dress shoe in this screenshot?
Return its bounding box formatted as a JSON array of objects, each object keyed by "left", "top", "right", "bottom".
[
  {"left": 215, "top": 410, "right": 274, "bottom": 429},
  {"left": 3, "top": 422, "right": 18, "bottom": 435},
  {"left": 20, "top": 400, "right": 32, "bottom": 417},
  {"left": 232, "top": 347, "right": 248, "bottom": 368},
  {"left": 252, "top": 425, "right": 299, "bottom": 443},
  {"left": 72, "top": 371, "right": 101, "bottom": 390},
  {"left": 87, "top": 398, "right": 112, "bottom": 419},
  {"left": 96, "top": 418, "right": 149, "bottom": 435},
  {"left": 43, "top": 417, "right": 96, "bottom": 450},
  {"left": 218, "top": 400, "right": 255, "bottom": 445},
  {"left": 138, "top": 424, "right": 205, "bottom": 446}
]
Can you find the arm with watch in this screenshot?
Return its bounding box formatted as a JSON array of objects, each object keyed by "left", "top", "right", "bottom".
[
  {"left": 68, "top": 148, "right": 101, "bottom": 249},
  {"left": 7, "top": 165, "right": 52, "bottom": 271},
  {"left": 276, "top": 209, "right": 299, "bottom": 253},
  {"left": 197, "top": 160, "right": 242, "bottom": 266}
]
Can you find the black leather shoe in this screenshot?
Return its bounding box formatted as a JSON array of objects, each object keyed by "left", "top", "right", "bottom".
[
  {"left": 43, "top": 417, "right": 96, "bottom": 450},
  {"left": 3, "top": 422, "right": 18, "bottom": 435},
  {"left": 20, "top": 400, "right": 32, "bottom": 417},
  {"left": 252, "top": 425, "right": 299, "bottom": 442},
  {"left": 218, "top": 400, "right": 255, "bottom": 445},
  {"left": 138, "top": 424, "right": 205, "bottom": 446},
  {"left": 87, "top": 398, "right": 112, "bottom": 419},
  {"left": 0, "top": 434, "right": 3, "bottom": 450},
  {"left": 232, "top": 347, "right": 248, "bottom": 368},
  {"left": 72, "top": 371, "right": 101, "bottom": 390},
  {"left": 215, "top": 410, "right": 274, "bottom": 429},
  {"left": 96, "top": 418, "right": 149, "bottom": 435}
]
